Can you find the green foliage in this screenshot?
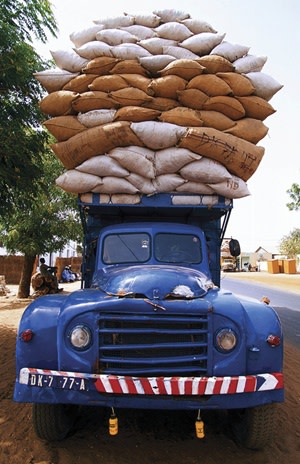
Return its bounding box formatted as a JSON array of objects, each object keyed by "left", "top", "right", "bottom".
[
  {"left": 0, "top": 0, "right": 57, "bottom": 212},
  {"left": 286, "top": 183, "right": 300, "bottom": 211},
  {"left": 279, "top": 228, "right": 300, "bottom": 259}
]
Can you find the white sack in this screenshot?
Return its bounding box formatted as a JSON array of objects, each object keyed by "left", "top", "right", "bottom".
[
  {"left": 70, "top": 25, "right": 105, "bottom": 47},
  {"left": 233, "top": 55, "right": 267, "bottom": 73},
  {"left": 51, "top": 49, "right": 89, "bottom": 72},
  {"left": 109, "top": 146, "right": 155, "bottom": 178},
  {"left": 111, "top": 43, "right": 152, "bottom": 59},
  {"left": 120, "top": 25, "right": 157, "bottom": 40},
  {"left": 138, "top": 38, "right": 177, "bottom": 54},
  {"left": 76, "top": 155, "right": 129, "bottom": 177},
  {"left": 96, "top": 29, "right": 138, "bottom": 46},
  {"left": 155, "top": 22, "right": 193, "bottom": 41},
  {"left": 152, "top": 174, "right": 186, "bottom": 192},
  {"left": 162, "top": 46, "right": 199, "bottom": 60},
  {"left": 138, "top": 55, "right": 176, "bottom": 73},
  {"left": 75, "top": 41, "right": 113, "bottom": 59},
  {"left": 210, "top": 41, "right": 250, "bottom": 62},
  {"left": 78, "top": 109, "right": 116, "bottom": 127},
  {"left": 155, "top": 148, "right": 201, "bottom": 175},
  {"left": 180, "top": 158, "right": 232, "bottom": 183},
  {"left": 180, "top": 19, "right": 217, "bottom": 34},
  {"left": 92, "top": 176, "right": 139, "bottom": 194},
  {"left": 34, "top": 69, "right": 79, "bottom": 93},
  {"left": 56, "top": 170, "right": 102, "bottom": 193},
  {"left": 209, "top": 176, "right": 250, "bottom": 198},
  {"left": 93, "top": 15, "right": 135, "bottom": 28},
  {"left": 153, "top": 9, "right": 190, "bottom": 22},
  {"left": 180, "top": 32, "right": 226, "bottom": 55},
  {"left": 131, "top": 121, "right": 187, "bottom": 150},
  {"left": 244, "top": 72, "right": 283, "bottom": 101},
  {"left": 124, "top": 13, "right": 161, "bottom": 28}
]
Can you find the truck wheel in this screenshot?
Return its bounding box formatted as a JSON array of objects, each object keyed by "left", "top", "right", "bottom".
[
  {"left": 32, "top": 403, "right": 78, "bottom": 441},
  {"left": 229, "top": 404, "right": 276, "bottom": 450}
]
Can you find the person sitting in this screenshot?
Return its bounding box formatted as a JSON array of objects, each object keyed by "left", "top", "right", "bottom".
[
  {"left": 61, "top": 266, "right": 75, "bottom": 283},
  {"left": 38, "top": 257, "right": 62, "bottom": 293}
]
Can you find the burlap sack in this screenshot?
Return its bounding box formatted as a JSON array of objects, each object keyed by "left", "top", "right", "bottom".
[
  {"left": 233, "top": 55, "right": 267, "bottom": 73},
  {"left": 198, "top": 110, "right": 235, "bottom": 130},
  {"left": 39, "top": 91, "right": 79, "bottom": 116},
  {"left": 180, "top": 18, "right": 216, "bottom": 34},
  {"left": 33, "top": 69, "right": 79, "bottom": 93},
  {"left": 139, "top": 55, "right": 176, "bottom": 74},
  {"left": 216, "top": 72, "right": 255, "bottom": 96},
  {"left": 153, "top": 9, "right": 190, "bottom": 22},
  {"left": 131, "top": 121, "right": 187, "bottom": 150},
  {"left": 51, "top": 121, "right": 145, "bottom": 169},
  {"left": 78, "top": 109, "right": 117, "bottom": 127},
  {"left": 178, "top": 126, "right": 265, "bottom": 181},
  {"left": 82, "top": 56, "right": 120, "bottom": 75},
  {"left": 138, "top": 37, "right": 177, "bottom": 54},
  {"left": 236, "top": 96, "right": 276, "bottom": 120},
  {"left": 152, "top": 174, "right": 186, "bottom": 192},
  {"left": 50, "top": 49, "right": 89, "bottom": 73},
  {"left": 114, "top": 106, "right": 161, "bottom": 122},
  {"left": 180, "top": 157, "right": 232, "bottom": 183},
  {"left": 70, "top": 25, "right": 105, "bottom": 47},
  {"left": 92, "top": 176, "right": 139, "bottom": 194},
  {"left": 75, "top": 40, "right": 113, "bottom": 59},
  {"left": 196, "top": 55, "right": 234, "bottom": 74},
  {"left": 56, "top": 169, "right": 102, "bottom": 193},
  {"left": 120, "top": 74, "right": 152, "bottom": 93},
  {"left": 159, "top": 107, "right": 203, "bottom": 127},
  {"left": 155, "top": 22, "right": 193, "bottom": 41},
  {"left": 210, "top": 42, "right": 250, "bottom": 62},
  {"left": 245, "top": 72, "right": 283, "bottom": 101},
  {"left": 126, "top": 173, "right": 157, "bottom": 194},
  {"left": 159, "top": 59, "right": 206, "bottom": 80},
  {"left": 209, "top": 176, "right": 250, "bottom": 198},
  {"left": 124, "top": 13, "right": 160, "bottom": 28},
  {"left": 180, "top": 32, "right": 225, "bottom": 55},
  {"left": 147, "top": 75, "right": 187, "bottom": 99},
  {"left": 72, "top": 91, "right": 119, "bottom": 113},
  {"left": 43, "top": 116, "right": 86, "bottom": 141},
  {"left": 110, "top": 193, "right": 141, "bottom": 204},
  {"left": 111, "top": 43, "right": 152, "bottom": 59},
  {"left": 176, "top": 181, "right": 214, "bottom": 194},
  {"left": 109, "top": 87, "right": 152, "bottom": 106},
  {"left": 142, "top": 97, "right": 180, "bottom": 111},
  {"left": 120, "top": 25, "right": 157, "bottom": 40},
  {"left": 224, "top": 118, "right": 269, "bottom": 144},
  {"left": 76, "top": 155, "right": 129, "bottom": 177},
  {"left": 63, "top": 74, "right": 98, "bottom": 93},
  {"left": 109, "top": 146, "right": 155, "bottom": 178},
  {"left": 162, "top": 45, "right": 199, "bottom": 60},
  {"left": 88, "top": 74, "right": 128, "bottom": 91},
  {"left": 177, "top": 89, "right": 209, "bottom": 109},
  {"left": 187, "top": 74, "right": 232, "bottom": 96},
  {"left": 155, "top": 147, "right": 201, "bottom": 175},
  {"left": 110, "top": 59, "right": 148, "bottom": 76},
  {"left": 96, "top": 28, "right": 138, "bottom": 46},
  {"left": 202, "top": 96, "right": 245, "bottom": 120}
]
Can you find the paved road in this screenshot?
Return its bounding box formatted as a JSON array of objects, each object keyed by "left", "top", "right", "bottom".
[{"left": 221, "top": 277, "right": 300, "bottom": 347}]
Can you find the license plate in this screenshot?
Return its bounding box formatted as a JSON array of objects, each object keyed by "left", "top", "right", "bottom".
[{"left": 28, "top": 373, "right": 88, "bottom": 391}]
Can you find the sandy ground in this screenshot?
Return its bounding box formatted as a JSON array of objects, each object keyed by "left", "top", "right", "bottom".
[{"left": 0, "top": 274, "right": 299, "bottom": 464}]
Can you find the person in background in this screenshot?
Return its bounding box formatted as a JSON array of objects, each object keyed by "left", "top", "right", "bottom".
[
  {"left": 61, "top": 266, "right": 75, "bottom": 283},
  {"left": 39, "top": 257, "right": 62, "bottom": 292}
]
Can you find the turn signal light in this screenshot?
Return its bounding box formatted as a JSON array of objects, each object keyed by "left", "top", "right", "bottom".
[
  {"left": 267, "top": 334, "right": 281, "bottom": 347},
  {"left": 20, "top": 329, "right": 34, "bottom": 342}
]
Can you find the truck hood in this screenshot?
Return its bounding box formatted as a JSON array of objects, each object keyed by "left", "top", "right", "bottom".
[{"left": 92, "top": 265, "right": 214, "bottom": 300}]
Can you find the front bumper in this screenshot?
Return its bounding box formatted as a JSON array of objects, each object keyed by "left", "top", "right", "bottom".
[{"left": 14, "top": 367, "right": 284, "bottom": 410}]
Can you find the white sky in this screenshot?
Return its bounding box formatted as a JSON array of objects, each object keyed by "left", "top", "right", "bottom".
[{"left": 36, "top": 0, "right": 300, "bottom": 252}]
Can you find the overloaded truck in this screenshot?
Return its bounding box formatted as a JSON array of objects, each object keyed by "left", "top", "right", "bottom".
[{"left": 14, "top": 192, "right": 284, "bottom": 449}]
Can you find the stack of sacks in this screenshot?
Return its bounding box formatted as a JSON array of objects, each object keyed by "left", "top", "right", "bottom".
[{"left": 35, "top": 9, "right": 283, "bottom": 202}]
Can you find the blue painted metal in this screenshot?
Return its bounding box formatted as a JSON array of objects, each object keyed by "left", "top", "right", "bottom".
[{"left": 14, "top": 193, "right": 284, "bottom": 412}]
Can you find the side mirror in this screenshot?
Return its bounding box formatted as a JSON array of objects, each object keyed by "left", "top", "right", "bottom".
[{"left": 229, "top": 238, "right": 241, "bottom": 257}]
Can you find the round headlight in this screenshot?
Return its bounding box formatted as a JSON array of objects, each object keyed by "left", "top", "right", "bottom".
[
  {"left": 69, "top": 325, "right": 92, "bottom": 350},
  {"left": 215, "top": 328, "right": 237, "bottom": 352}
]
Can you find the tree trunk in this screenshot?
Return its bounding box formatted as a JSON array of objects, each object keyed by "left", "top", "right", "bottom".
[{"left": 17, "top": 254, "right": 37, "bottom": 298}]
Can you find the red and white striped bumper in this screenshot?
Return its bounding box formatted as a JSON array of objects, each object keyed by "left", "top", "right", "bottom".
[{"left": 19, "top": 367, "right": 284, "bottom": 396}]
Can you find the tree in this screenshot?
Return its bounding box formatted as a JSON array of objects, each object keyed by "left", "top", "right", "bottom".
[
  {"left": 0, "top": 0, "right": 57, "bottom": 214},
  {"left": 0, "top": 150, "right": 82, "bottom": 298},
  {"left": 279, "top": 229, "right": 300, "bottom": 259},
  {"left": 286, "top": 183, "right": 300, "bottom": 211}
]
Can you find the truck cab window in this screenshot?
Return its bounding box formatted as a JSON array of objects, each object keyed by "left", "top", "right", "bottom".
[
  {"left": 155, "top": 233, "right": 202, "bottom": 264},
  {"left": 103, "top": 233, "right": 150, "bottom": 264}
]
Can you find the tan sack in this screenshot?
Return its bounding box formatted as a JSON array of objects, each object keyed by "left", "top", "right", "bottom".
[
  {"left": 236, "top": 95, "right": 276, "bottom": 120},
  {"left": 178, "top": 126, "right": 265, "bottom": 181},
  {"left": 82, "top": 56, "right": 120, "bottom": 75},
  {"left": 148, "top": 75, "right": 187, "bottom": 99},
  {"left": 114, "top": 106, "right": 160, "bottom": 122},
  {"left": 202, "top": 96, "right": 245, "bottom": 120},
  {"left": 187, "top": 74, "right": 232, "bottom": 96},
  {"left": 76, "top": 155, "right": 129, "bottom": 177},
  {"left": 159, "top": 59, "right": 206, "bottom": 80},
  {"left": 180, "top": 157, "right": 232, "bottom": 183},
  {"left": 216, "top": 72, "right": 255, "bottom": 96},
  {"left": 51, "top": 121, "right": 144, "bottom": 169},
  {"left": 43, "top": 116, "right": 86, "bottom": 141},
  {"left": 159, "top": 107, "right": 203, "bottom": 127},
  {"left": 109, "top": 146, "right": 155, "bottom": 178},
  {"left": 56, "top": 170, "right": 102, "bottom": 193},
  {"left": 33, "top": 69, "right": 79, "bottom": 93},
  {"left": 155, "top": 147, "right": 201, "bottom": 175},
  {"left": 176, "top": 182, "right": 214, "bottom": 194},
  {"left": 39, "top": 91, "right": 79, "bottom": 116},
  {"left": 110, "top": 59, "right": 148, "bottom": 76},
  {"left": 110, "top": 193, "right": 141, "bottom": 204},
  {"left": 177, "top": 89, "right": 209, "bottom": 109},
  {"left": 63, "top": 74, "right": 98, "bottom": 93},
  {"left": 224, "top": 118, "right": 269, "bottom": 144},
  {"left": 109, "top": 87, "right": 152, "bottom": 106},
  {"left": 142, "top": 97, "right": 180, "bottom": 112},
  {"left": 72, "top": 91, "right": 119, "bottom": 113},
  {"left": 92, "top": 176, "right": 139, "bottom": 194},
  {"left": 120, "top": 74, "right": 152, "bottom": 93},
  {"left": 130, "top": 121, "right": 187, "bottom": 150},
  {"left": 89, "top": 74, "right": 128, "bottom": 92},
  {"left": 198, "top": 110, "right": 235, "bottom": 131},
  {"left": 196, "top": 55, "right": 234, "bottom": 74}
]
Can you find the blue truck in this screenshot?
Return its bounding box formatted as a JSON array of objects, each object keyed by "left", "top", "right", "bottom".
[{"left": 14, "top": 193, "right": 284, "bottom": 449}]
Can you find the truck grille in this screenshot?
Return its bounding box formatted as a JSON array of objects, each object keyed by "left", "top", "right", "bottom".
[{"left": 98, "top": 312, "right": 209, "bottom": 376}]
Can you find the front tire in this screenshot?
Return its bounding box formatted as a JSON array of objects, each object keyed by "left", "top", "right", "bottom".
[
  {"left": 229, "top": 404, "right": 276, "bottom": 450},
  {"left": 32, "top": 403, "right": 78, "bottom": 441}
]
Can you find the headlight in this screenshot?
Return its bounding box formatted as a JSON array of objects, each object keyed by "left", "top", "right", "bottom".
[
  {"left": 69, "top": 325, "right": 92, "bottom": 350},
  {"left": 215, "top": 328, "right": 237, "bottom": 352}
]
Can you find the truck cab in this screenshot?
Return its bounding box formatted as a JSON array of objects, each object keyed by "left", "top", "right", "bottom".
[{"left": 14, "top": 193, "right": 284, "bottom": 449}]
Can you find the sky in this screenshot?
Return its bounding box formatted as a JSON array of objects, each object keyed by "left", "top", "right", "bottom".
[{"left": 36, "top": 0, "right": 300, "bottom": 252}]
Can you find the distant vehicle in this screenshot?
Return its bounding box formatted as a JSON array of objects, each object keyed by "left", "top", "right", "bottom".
[{"left": 221, "top": 257, "right": 236, "bottom": 272}]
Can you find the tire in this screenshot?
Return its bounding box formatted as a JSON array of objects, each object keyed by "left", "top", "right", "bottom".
[
  {"left": 32, "top": 403, "right": 78, "bottom": 441},
  {"left": 229, "top": 404, "right": 276, "bottom": 450}
]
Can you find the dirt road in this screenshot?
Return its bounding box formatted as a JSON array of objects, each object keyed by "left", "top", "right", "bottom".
[{"left": 1, "top": 276, "right": 299, "bottom": 464}]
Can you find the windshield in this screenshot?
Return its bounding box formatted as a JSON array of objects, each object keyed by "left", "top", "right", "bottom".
[
  {"left": 155, "top": 233, "right": 202, "bottom": 264},
  {"left": 103, "top": 233, "right": 150, "bottom": 264}
]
